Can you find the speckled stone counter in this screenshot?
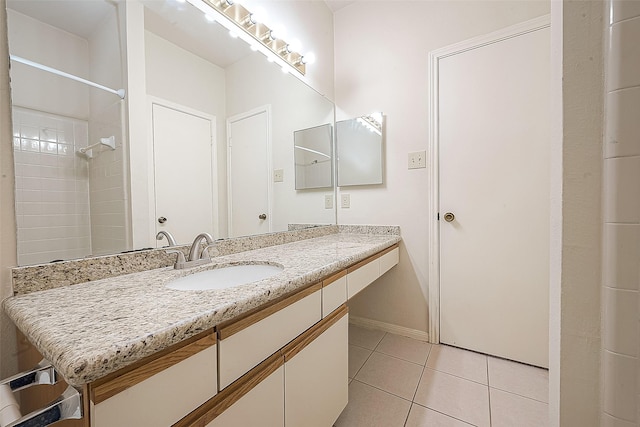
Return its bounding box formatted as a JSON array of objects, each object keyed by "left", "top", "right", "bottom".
[{"left": 3, "top": 232, "right": 400, "bottom": 387}]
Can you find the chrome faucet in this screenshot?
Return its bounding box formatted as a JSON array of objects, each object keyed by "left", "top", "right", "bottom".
[
  {"left": 188, "top": 232, "right": 214, "bottom": 262},
  {"left": 166, "top": 232, "right": 214, "bottom": 270},
  {"left": 156, "top": 230, "right": 177, "bottom": 247}
]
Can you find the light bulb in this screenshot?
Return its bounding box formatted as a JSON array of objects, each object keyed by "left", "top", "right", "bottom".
[
  {"left": 286, "top": 38, "right": 302, "bottom": 53},
  {"left": 250, "top": 7, "right": 267, "bottom": 24},
  {"left": 269, "top": 24, "right": 286, "bottom": 40},
  {"left": 301, "top": 52, "right": 316, "bottom": 65}
]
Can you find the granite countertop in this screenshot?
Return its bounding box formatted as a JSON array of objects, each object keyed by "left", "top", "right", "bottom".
[{"left": 3, "top": 232, "right": 400, "bottom": 387}]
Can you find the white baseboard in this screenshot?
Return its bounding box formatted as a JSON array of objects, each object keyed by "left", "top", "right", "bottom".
[{"left": 349, "top": 316, "right": 429, "bottom": 342}]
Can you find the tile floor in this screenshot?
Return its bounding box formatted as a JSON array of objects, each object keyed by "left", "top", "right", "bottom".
[{"left": 336, "top": 324, "right": 549, "bottom": 427}]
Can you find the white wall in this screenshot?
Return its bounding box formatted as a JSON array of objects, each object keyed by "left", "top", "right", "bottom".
[
  {"left": 7, "top": 9, "right": 90, "bottom": 119},
  {"left": 334, "top": 0, "right": 550, "bottom": 334},
  {"left": 549, "top": 2, "right": 604, "bottom": 424},
  {"left": 239, "top": 0, "right": 334, "bottom": 99}
]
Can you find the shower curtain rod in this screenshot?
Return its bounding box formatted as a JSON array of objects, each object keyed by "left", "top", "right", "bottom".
[{"left": 10, "top": 55, "right": 126, "bottom": 99}]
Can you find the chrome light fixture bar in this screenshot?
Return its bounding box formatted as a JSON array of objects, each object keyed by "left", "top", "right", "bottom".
[{"left": 186, "top": 0, "right": 307, "bottom": 75}]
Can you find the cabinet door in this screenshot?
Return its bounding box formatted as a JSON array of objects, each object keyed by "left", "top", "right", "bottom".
[
  {"left": 347, "top": 258, "right": 379, "bottom": 299},
  {"left": 206, "top": 365, "right": 284, "bottom": 427},
  {"left": 284, "top": 308, "right": 348, "bottom": 427},
  {"left": 91, "top": 343, "right": 217, "bottom": 427},
  {"left": 379, "top": 247, "right": 399, "bottom": 276},
  {"left": 218, "top": 285, "right": 322, "bottom": 389},
  {"left": 322, "top": 271, "right": 347, "bottom": 317}
]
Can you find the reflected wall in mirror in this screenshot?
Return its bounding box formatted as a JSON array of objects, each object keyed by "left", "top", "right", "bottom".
[
  {"left": 6, "top": 0, "right": 336, "bottom": 266},
  {"left": 336, "top": 113, "right": 384, "bottom": 187},
  {"left": 294, "top": 124, "right": 333, "bottom": 190}
]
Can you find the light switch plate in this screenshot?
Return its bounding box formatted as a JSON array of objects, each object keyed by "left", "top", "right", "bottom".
[
  {"left": 408, "top": 151, "right": 426, "bottom": 169},
  {"left": 274, "top": 169, "right": 284, "bottom": 182},
  {"left": 324, "top": 195, "right": 333, "bottom": 209},
  {"left": 341, "top": 193, "right": 350, "bottom": 208}
]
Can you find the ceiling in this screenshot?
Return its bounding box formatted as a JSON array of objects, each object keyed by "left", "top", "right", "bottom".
[
  {"left": 324, "top": 0, "right": 356, "bottom": 13},
  {"left": 7, "top": 0, "right": 114, "bottom": 39}
]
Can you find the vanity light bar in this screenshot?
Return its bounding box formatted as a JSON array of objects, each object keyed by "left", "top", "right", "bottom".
[{"left": 186, "top": 0, "right": 306, "bottom": 75}]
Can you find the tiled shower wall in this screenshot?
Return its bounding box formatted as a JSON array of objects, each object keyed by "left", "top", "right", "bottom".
[
  {"left": 87, "top": 100, "right": 127, "bottom": 256},
  {"left": 12, "top": 107, "right": 91, "bottom": 265},
  {"left": 603, "top": 1, "right": 640, "bottom": 425}
]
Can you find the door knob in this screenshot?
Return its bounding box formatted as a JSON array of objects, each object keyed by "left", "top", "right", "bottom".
[
  {"left": 258, "top": 214, "right": 267, "bottom": 220},
  {"left": 443, "top": 212, "right": 455, "bottom": 222},
  {"left": 158, "top": 217, "right": 167, "bottom": 224}
]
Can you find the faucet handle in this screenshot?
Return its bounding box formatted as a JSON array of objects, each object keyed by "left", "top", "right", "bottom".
[{"left": 166, "top": 250, "right": 186, "bottom": 269}]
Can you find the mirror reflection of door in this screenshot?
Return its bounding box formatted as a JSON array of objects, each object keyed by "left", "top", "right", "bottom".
[
  {"left": 227, "top": 107, "right": 271, "bottom": 238},
  {"left": 152, "top": 102, "right": 217, "bottom": 245}
]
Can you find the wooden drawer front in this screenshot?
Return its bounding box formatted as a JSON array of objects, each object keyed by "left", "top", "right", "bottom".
[
  {"left": 218, "top": 289, "right": 322, "bottom": 389},
  {"left": 347, "top": 258, "right": 379, "bottom": 299},
  {"left": 205, "top": 365, "right": 284, "bottom": 427},
  {"left": 92, "top": 344, "right": 217, "bottom": 427},
  {"left": 379, "top": 247, "right": 399, "bottom": 276},
  {"left": 323, "top": 274, "right": 347, "bottom": 317},
  {"left": 284, "top": 309, "right": 348, "bottom": 427}
]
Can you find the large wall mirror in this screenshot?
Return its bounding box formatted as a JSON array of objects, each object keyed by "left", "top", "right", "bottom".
[{"left": 6, "top": 0, "right": 336, "bottom": 266}]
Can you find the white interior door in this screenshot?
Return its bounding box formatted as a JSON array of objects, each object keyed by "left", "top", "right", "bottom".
[
  {"left": 227, "top": 108, "right": 271, "bottom": 237},
  {"left": 152, "top": 102, "right": 216, "bottom": 245},
  {"left": 438, "top": 25, "right": 550, "bottom": 367}
]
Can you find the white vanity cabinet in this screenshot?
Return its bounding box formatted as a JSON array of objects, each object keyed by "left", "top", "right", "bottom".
[
  {"left": 347, "top": 245, "right": 399, "bottom": 299},
  {"left": 174, "top": 306, "right": 349, "bottom": 427},
  {"left": 283, "top": 306, "right": 349, "bottom": 427},
  {"left": 175, "top": 352, "right": 285, "bottom": 427},
  {"left": 89, "top": 334, "right": 217, "bottom": 427},
  {"left": 322, "top": 271, "right": 347, "bottom": 317},
  {"left": 216, "top": 283, "right": 323, "bottom": 389},
  {"left": 83, "top": 244, "right": 398, "bottom": 427}
]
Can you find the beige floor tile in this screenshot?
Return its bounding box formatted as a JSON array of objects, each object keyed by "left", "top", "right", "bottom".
[
  {"left": 349, "top": 324, "right": 386, "bottom": 350},
  {"left": 334, "top": 380, "right": 411, "bottom": 427},
  {"left": 488, "top": 356, "right": 549, "bottom": 402},
  {"left": 426, "top": 345, "right": 488, "bottom": 384},
  {"left": 405, "top": 403, "right": 474, "bottom": 427},
  {"left": 355, "top": 352, "right": 423, "bottom": 400},
  {"left": 414, "top": 368, "right": 490, "bottom": 427},
  {"left": 375, "top": 333, "right": 432, "bottom": 365},
  {"left": 349, "top": 344, "right": 372, "bottom": 378},
  {"left": 490, "top": 388, "right": 549, "bottom": 427}
]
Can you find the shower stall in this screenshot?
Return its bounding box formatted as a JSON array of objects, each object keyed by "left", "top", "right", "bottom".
[{"left": 7, "top": 0, "right": 130, "bottom": 265}]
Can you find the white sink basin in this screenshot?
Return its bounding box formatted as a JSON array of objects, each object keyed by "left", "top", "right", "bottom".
[{"left": 166, "top": 264, "right": 283, "bottom": 291}]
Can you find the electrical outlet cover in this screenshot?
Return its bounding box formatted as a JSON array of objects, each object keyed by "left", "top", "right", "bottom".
[
  {"left": 341, "top": 193, "right": 350, "bottom": 208},
  {"left": 273, "top": 169, "right": 284, "bottom": 182},
  {"left": 408, "top": 151, "right": 427, "bottom": 169},
  {"left": 324, "top": 195, "right": 333, "bottom": 209}
]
